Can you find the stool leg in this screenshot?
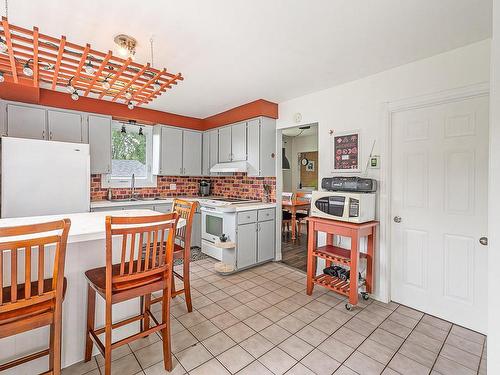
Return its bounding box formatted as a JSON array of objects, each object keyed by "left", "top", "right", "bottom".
[
  {"left": 183, "top": 256, "right": 192, "bottom": 312},
  {"left": 104, "top": 300, "right": 112, "bottom": 375},
  {"left": 161, "top": 284, "right": 172, "bottom": 371},
  {"left": 51, "top": 302, "right": 63, "bottom": 375},
  {"left": 85, "top": 285, "right": 96, "bottom": 362},
  {"left": 143, "top": 293, "right": 151, "bottom": 332}
]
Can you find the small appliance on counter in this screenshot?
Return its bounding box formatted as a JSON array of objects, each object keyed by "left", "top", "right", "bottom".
[
  {"left": 199, "top": 179, "right": 211, "bottom": 196},
  {"left": 311, "top": 177, "right": 377, "bottom": 223}
]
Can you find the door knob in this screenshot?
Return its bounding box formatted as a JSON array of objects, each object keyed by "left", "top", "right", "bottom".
[
  {"left": 393, "top": 216, "right": 402, "bottom": 223},
  {"left": 479, "top": 237, "right": 488, "bottom": 246}
]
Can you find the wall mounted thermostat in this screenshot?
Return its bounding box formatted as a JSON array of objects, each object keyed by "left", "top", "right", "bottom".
[
  {"left": 369, "top": 155, "right": 380, "bottom": 169},
  {"left": 294, "top": 113, "right": 302, "bottom": 123}
]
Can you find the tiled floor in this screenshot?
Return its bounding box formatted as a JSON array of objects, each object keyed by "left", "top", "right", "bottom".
[{"left": 63, "top": 258, "right": 487, "bottom": 375}]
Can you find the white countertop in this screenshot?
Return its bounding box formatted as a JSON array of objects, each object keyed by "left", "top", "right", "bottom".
[
  {"left": 0, "top": 209, "right": 186, "bottom": 244},
  {"left": 233, "top": 202, "right": 276, "bottom": 212}
]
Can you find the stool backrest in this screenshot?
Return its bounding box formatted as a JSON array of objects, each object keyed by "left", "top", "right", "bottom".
[
  {"left": 172, "top": 199, "right": 197, "bottom": 250},
  {"left": 296, "top": 192, "right": 312, "bottom": 201},
  {"left": 106, "top": 213, "right": 178, "bottom": 292},
  {"left": 0, "top": 219, "right": 71, "bottom": 313}
]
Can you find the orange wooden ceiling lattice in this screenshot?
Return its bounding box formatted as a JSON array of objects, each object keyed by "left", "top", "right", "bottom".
[{"left": 0, "top": 17, "right": 183, "bottom": 107}]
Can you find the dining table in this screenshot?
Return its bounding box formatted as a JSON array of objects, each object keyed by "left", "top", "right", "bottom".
[{"left": 282, "top": 199, "right": 311, "bottom": 241}]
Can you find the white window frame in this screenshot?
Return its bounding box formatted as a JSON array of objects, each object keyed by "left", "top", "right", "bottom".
[{"left": 101, "top": 122, "right": 157, "bottom": 188}]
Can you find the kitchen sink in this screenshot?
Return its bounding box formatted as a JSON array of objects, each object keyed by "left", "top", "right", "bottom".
[{"left": 107, "top": 198, "right": 139, "bottom": 202}]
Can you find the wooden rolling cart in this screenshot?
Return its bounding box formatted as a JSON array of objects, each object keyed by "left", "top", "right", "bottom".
[{"left": 306, "top": 217, "right": 378, "bottom": 310}]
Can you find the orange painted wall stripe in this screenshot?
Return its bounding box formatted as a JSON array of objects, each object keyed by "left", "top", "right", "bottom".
[{"left": 0, "top": 84, "right": 278, "bottom": 130}]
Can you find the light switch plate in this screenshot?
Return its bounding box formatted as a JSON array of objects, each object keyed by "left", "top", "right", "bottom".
[
  {"left": 369, "top": 155, "right": 380, "bottom": 169},
  {"left": 169, "top": 183, "right": 177, "bottom": 190}
]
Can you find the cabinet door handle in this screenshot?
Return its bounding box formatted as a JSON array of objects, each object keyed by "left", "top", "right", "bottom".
[
  {"left": 42, "top": 130, "right": 45, "bottom": 139},
  {"left": 49, "top": 131, "right": 53, "bottom": 140},
  {"left": 180, "top": 167, "right": 183, "bottom": 174}
]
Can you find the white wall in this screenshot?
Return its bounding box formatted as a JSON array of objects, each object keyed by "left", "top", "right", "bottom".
[
  {"left": 277, "top": 40, "right": 491, "bottom": 301},
  {"left": 290, "top": 134, "right": 318, "bottom": 192},
  {"left": 488, "top": 0, "right": 499, "bottom": 370}
]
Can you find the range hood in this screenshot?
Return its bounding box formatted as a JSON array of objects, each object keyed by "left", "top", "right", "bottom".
[{"left": 210, "top": 161, "right": 249, "bottom": 173}]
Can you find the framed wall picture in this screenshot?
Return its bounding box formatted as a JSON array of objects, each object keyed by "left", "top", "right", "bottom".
[{"left": 331, "top": 130, "right": 361, "bottom": 172}]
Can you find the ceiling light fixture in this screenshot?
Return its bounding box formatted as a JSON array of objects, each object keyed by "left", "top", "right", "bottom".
[
  {"left": 0, "top": 71, "right": 4, "bottom": 83},
  {"left": 127, "top": 101, "right": 134, "bottom": 110},
  {"left": 102, "top": 78, "right": 110, "bottom": 90},
  {"left": 124, "top": 91, "right": 132, "bottom": 100},
  {"left": 23, "top": 59, "right": 33, "bottom": 76},
  {"left": 0, "top": 37, "right": 7, "bottom": 53},
  {"left": 121, "top": 124, "right": 127, "bottom": 133},
  {"left": 114, "top": 34, "right": 137, "bottom": 59},
  {"left": 66, "top": 76, "right": 76, "bottom": 93},
  {"left": 84, "top": 59, "right": 95, "bottom": 75},
  {"left": 71, "top": 90, "right": 80, "bottom": 101},
  {"left": 138, "top": 126, "right": 144, "bottom": 136},
  {"left": 152, "top": 80, "right": 161, "bottom": 91}
]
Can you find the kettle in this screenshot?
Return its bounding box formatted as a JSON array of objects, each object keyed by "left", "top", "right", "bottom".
[{"left": 199, "top": 180, "right": 211, "bottom": 196}]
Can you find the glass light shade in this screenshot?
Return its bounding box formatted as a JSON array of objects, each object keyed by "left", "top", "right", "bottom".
[
  {"left": 84, "top": 62, "right": 95, "bottom": 75},
  {"left": 0, "top": 72, "right": 4, "bottom": 83},
  {"left": 71, "top": 92, "right": 79, "bottom": 101},
  {"left": 127, "top": 101, "right": 134, "bottom": 110},
  {"left": 66, "top": 85, "right": 75, "bottom": 94},
  {"left": 152, "top": 81, "right": 161, "bottom": 91},
  {"left": 125, "top": 91, "right": 132, "bottom": 100},
  {"left": 23, "top": 64, "right": 33, "bottom": 77},
  {"left": 102, "top": 80, "right": 111, "bottom": 90},
  {"left": 0, "top": 40, "right": 7, "bottom": 53}
]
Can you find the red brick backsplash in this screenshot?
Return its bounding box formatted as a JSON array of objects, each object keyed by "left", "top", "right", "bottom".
[{"left": 91, "top": 173, "right": 276, "bottom": 202}]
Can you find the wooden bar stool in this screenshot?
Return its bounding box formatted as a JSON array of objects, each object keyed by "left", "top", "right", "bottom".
[
  {"left": 0, "top": 219, "right": 71, "bottom": 375},
  {"left": 84, "top": 213, "right": 179, "bottom": 375},
  {"left": 150, "top": 199, "right": 197, "bottom": 313}
]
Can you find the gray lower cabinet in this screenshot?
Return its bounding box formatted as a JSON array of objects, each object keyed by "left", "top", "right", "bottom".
[
  {"left": 257, "top": 219, "right": 275, "bottom": 262},
  {"left": 88, "top": 115, "right": 112, "bottom": 174},
  {"left": 237, "top": 222, "right": 258, "bottom": 269},
  {"left": 236, "top": 208, "right": 275, "bottom": 269}
]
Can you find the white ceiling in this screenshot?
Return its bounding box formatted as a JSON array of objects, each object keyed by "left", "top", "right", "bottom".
[
  {"left": 282, "top": 125, "right": 318, "bottom": 137},
  {"left": 8, "top": 0, "right": 492, "bottom": 118}
]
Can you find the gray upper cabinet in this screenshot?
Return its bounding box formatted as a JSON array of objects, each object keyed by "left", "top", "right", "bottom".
[
  {"left": 231, "top": 122, "right": 247, "bottom": 161},
  {"left": 183, "top": 130, "right": 202, "bottom": 175},
  {"left": 247, "top": 119, "right": 260, "bottom": 176},
  {"left": 88, "top": 115, "right": 112, "bottom": 174},
  {"left": 218, "top": 126, "right": 232, "bottom": 162},
  {"left": 153, "top": 126, "right": 183, "bottom": 175},
  {"left": 47, "top": 110, "right": 83, "bottom": 143},
  {"left": 209, "top": 129, "right": 219, "bottom": 174},
  {"left": 6, "top": 104, "right": 46, "bottom": 140},
  {"left": 247, "top": 117, "right": 276, "bottom": 177},
  {"left": 258, "top": 219, "right": 275, "bottom": 262},
  {"left": 237, "top": 222, "right": 257, "bottom": 269},
  {"left": 202, "top": 131, "right": 210, "bottom": 175}
]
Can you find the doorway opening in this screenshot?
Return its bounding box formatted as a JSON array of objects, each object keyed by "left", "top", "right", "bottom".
[{"left": 280, "top": 123, "right": 318, "bottom": 271}]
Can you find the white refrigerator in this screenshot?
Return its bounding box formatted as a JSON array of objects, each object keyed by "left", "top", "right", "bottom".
[{"left": 1, "top": 137, "right": 90, "bottom": 218}]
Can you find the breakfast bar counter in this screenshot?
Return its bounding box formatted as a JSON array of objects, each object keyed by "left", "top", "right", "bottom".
[{"left": 0, "top": 209, "right": 185, "bottom": 374}]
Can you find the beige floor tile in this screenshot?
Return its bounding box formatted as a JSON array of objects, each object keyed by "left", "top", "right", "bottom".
[
  {"left": 244, "top": 298, "right": 272, "bottom": 312},
  {"left": 398, "top": 340, "right": 437, "bottom": 368},
  {"left": 345, "top": 351, "right": 386, "bottom": 375},
  {"left": 396, "top": 305, "right": 424, "bottom": 320},
  {"left": 233, "top": 290, "right": 259, "bottom": 304},
  {"left": 176, "top": 343, "right": 213, "bottom": 371},
  {"left": 134, "top": 341, "right": 169, "bottom": 369},
  {"left": 201, "top": 331, "right": 237, "bottom": 356},
  {"left": 275, "top": 299, "right": 302, "bottom": 314},
  {"left": 217, "top": 345, "right": 254, "bottom": 373},
  {"left": 143, "top": 356, "right": 186, "bottom": 375},
  {"left": 322, "top": 309, "right": 352, "bottom": 326},
  {"left": 170, "top": 318, "right": 186, "bottom": 335},
  {"left": 318, "top": 337, "right": 355, "bottom": 362},
  {"left": 303, "top": 300, "right": 330, "bottom": 315},
  {"left": 243, "top": 313, "right": 273, "bottom": 331},
  {"left": 333, "top": 365, "right": 359, "bottom": 375},
  {"left": 369, "top": 328, "right": 405, "bottom": 351},
  {"left": 99, "top": 353, "right": 142, "bottom": 375},
  {"left": 446, "top": 333, "right": 483, "bottom": 356},
  {"left": 237, "top": 360, "right": 274, "bottom": 375},
  {"left": 260, "top": 323, "right": 293, "bottom": 345},
  {"left": 388, "top": 311, "right": 419, "bottom": 329},
  {"left": 344, "top": 317, "right": 378, "bottom": 337},
  {"left": 278, "top": 335, "right": 314, "bottom": 361},
  {"left": 224, "top": 322, "right": 256, "bottom": 343},
  {"left": 129, "top": 333, "right": 161, "bottom": 352},
  {"left": 406, "top": 331, "right": 443, "bottom": 353},
  {"left": 198, "top": 303, "right": 225, "bottom": 319},
  {"left": 332, "top": 326, "right": 367, "bottom": 349},
  {"left": 290, "top": 306, "right": 320, "bottom": 324},
  {"left": 356, "top": 310, "right": 388, "bottom": 326},
  {"left": 96, "top": 344, "right": 132, "bottom": 366},
  {"left": 388, "top": 353, "right": 430, "bottom": 375},
  {"left": 380, "top": 319, "right": 413, "bottom": 338},
  {"left": 229, "top": 305, "right": 257, "bottom": 320},
  {"left": 261, "top": 305, "right": 289, "bottom": 322},
  {"left": 216, "top": 296, "right": 241, "bottom": 311},
  {"left": 414, "top": 321, "right": 448, "bottom": 342},
  {"left": 224, "top": 284, "right": 245, "bottom": 296},
  {"left": 189, "top": 358, "right": 231, "bottom": 375},
  {"left": 206, "top": 290, "right": 231, "bottom": 303},
  {"left": 450, "top": 325, "right": 485, "bottom": 345},
  {"left": 309, "top": 315, "right": 341, "bottom": 335},
  {"left": 421, "top": 314, "right": 452, "bottom": 332},
  {"left": 195, "top": 283, "right": 218, "bottom": 295},
  {"left": 177, "top": 311, "right": 207, "bottom": 328},
  {"left": 210, "top": 312, "right": 240, "bottom": 330},
  {"left": 276, "top": 315, "right": 308, "bottom": 334},
  {"left": 259, "top": 347, "right": 297, "bottom": 375},
  {"left": 358, "top": 338, "right": 397, "bottom": 366},
  {"left": 440, "top": 343, "right": 480, "bottom": 371},
  {"left": 285, "top": 362, "right": 316, "bottom": 374},
  {"left": 62, "top": 358, "right": 98, "bottom": 375},
  {"left": 188, "top": 320, "right": 221, "bottom": 341},
  {"left": 171, "top": 330, "right": 198, "bottom": 354},
  {"left": 300, "top": 348, "right": 341, "bottom": 375},
  {"left": 240, "top": 333, "right": 275, "bottom": 358},
  {"left": 315, "top": 293, "right": 343, "bottom": 307},
  {"left": 248, "top": 285, "right": 272, "bottom": 297},
  {"left": 295, "top": 324, "right": 328, "bottom": 346}
]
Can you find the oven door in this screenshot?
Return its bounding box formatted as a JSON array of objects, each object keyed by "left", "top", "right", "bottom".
[
  {"left": 201, "top": 207, "right": 224, "bottom": 243},
  {"left": 312, "top": 194, "right": 348, "bottom": 221}
]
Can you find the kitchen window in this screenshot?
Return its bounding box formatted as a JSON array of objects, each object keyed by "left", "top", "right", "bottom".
[{"left": 101, "top": 122, "right": 157, "bottom": 188}]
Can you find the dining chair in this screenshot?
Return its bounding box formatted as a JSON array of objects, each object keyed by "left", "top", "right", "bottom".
[
  {"left": 84, "top": 213, "right": 179, "bottom": 375},
  {"left": 295, "top": 192, "right": 312, "bottom": 238},
  {"left": 149, "top": 199, "right": 197, "bottom": 313},
  {"left": 0, "top": 219, "right": 71, "bottom": 375},
  {"left": 282, "top": 192, "right": 295, "bottom": 237}
]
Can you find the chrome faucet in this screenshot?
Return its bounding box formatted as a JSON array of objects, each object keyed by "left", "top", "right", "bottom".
[{"left": 131, "top": 173, "right": 136, "bottom": 200}]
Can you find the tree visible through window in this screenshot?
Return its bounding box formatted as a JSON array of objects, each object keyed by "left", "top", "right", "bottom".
[{"left": 111, "top": 124, "right": 148, "bottom": 178}]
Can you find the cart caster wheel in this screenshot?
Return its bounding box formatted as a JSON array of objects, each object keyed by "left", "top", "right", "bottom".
[
  {"left": 361, "top": 292, "right": 369, "bottom": 301},
  {"left": 345, "top": 303, "right": 353, "bottom": 311}
]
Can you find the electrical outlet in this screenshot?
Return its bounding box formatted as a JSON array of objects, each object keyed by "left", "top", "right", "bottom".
[{"left": 169, "top": 183, "right": 177, "bottom": 190}]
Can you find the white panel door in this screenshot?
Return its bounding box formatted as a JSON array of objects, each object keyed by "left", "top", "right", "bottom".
[
  {"left": 231, "top": 122, "right": 247, "bottom": 161},
  {"left": 182, "top": 130, "right": 202, "bottom": 175},
  {"left": 47, "top": 110, "right": 83, "bottom": 142},
  {"left": 391, "top": 95, "right": 488, "bottom": 333}
]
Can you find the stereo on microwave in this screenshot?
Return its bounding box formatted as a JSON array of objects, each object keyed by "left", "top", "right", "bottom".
[{"left": 311, "top": 191, "right": 376, "bottom": 223}]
